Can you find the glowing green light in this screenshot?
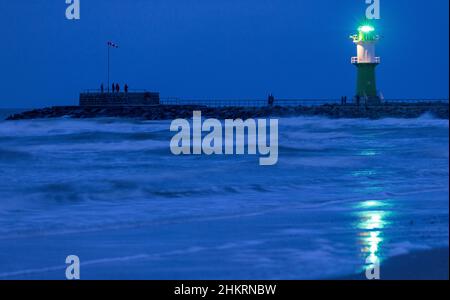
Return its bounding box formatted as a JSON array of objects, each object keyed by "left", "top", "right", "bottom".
[{"left": 359, "top": 25, "right": 375, "bottom": 33}]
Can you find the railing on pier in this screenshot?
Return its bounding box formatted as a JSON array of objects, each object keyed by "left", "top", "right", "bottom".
[
  {"left": 79, "top": 89, "right": 449, "bottom": 107},
  {"left": 160, "top": 98, "right": 343, "bottom": 107},
  {"left": 381, "top": 99, "right": 449, "bottom": 104},
  {"left": 160, "top": 98, "right": 449, "bottom": 107},
  {"left": 351, "top": 57, "right": 381, "bottom": 64}
]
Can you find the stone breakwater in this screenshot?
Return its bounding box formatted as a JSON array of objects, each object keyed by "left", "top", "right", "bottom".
[{"left": 6, "top": 103, "right": 449, "bottom": 121}]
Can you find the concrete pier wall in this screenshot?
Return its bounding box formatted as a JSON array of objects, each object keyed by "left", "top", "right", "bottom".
[
  {"left": 7, "top": 102, "right": 449, "bottom": 121},
  {"left": 79, "top": 92, "right": 160, "bottom": 106}
]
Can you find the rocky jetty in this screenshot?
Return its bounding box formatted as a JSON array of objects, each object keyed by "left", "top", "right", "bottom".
[{"left": 6, "top": 103, "right": 449, "bottom": 121}]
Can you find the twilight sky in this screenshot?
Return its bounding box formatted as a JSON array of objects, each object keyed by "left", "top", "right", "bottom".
[{"left": 0, "top": 0, "right": 448, "bottom": 108}]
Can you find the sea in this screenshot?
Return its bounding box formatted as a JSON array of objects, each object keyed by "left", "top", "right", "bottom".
[{"left": 0, "top": 109, "right": 448, "bottom": 279}]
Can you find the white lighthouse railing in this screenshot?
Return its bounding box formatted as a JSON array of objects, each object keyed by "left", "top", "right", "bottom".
[{"left": 351, "top": 57, "right": 380, "bottom": 64}]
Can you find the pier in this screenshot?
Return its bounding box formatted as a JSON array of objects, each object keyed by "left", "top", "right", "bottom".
[{"left": 6, "top": 100, "right": 449, "bottom": 121}]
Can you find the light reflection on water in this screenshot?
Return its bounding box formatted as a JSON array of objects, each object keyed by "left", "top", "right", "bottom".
[
  {"left": 359, "top": 150, "right": 378, "bottom": 156},
  {"left": 358, "top": 210, "right": 390, "bottom": 230},
  {"left": 352, "top": 170, "right": 377, "bottom": 177},
  {"left": 357, "top": 205, "right": 389, "bottom": 271},
  {"left": 352, "top": 162, "right": 391, "bottom": 272},
  {"left": 365, "top": 231, "right": 383, "bottom": 265}
]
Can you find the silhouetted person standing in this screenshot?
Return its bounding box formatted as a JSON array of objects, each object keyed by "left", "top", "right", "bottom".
[
  {"left": 268, "top": 93, "right": 275, "bottom": 107},
  {"left": 100, "top": 83, "right": 104, "bottom": 93},
  {"left": 116, "top": 83, "right": 120, "bottom": 93},
  {"left": 124, "top": 84, "right": 129, "bottom": 93},
  {"left": 112, "top": 83, "right": 115, "bottom": 93},
  {"left": 356, "top": 95, "right": 361, "bottom": 106}
]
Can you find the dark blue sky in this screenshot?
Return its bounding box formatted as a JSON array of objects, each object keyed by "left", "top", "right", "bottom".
[{"left": 0, "top": 0, "right": 448, "bottom": 108}]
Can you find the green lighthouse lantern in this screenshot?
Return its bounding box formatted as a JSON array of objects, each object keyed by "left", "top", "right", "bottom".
[{"left": 350, "top": 24, "right": 381, "bottom": 104}]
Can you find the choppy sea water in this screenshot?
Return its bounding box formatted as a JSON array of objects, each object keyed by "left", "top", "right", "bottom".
[{"left": 0, "top": 110, "right": 448, "bottom": 279}]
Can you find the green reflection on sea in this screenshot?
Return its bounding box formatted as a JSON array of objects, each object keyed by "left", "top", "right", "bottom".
[{"left": 355, "top": 200, "right": 393, "bottom": 272}]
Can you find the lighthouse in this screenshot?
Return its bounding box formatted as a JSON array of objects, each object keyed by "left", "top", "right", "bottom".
[{"left": 350, "top": 24, "right": 381, "bottom": 104}]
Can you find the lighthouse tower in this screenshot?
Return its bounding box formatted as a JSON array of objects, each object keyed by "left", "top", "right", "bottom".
[{"left": 350, "top": 24, "right": 381, "bottom": 104}]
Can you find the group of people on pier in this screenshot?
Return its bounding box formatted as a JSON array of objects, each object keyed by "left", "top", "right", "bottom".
[{"left": 100, "top": 83, "right": 129, "bottom": 93}]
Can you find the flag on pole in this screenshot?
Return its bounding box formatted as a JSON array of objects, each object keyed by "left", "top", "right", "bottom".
[{"left": 107, "top": 41, "right": 119, "bottom": 48}]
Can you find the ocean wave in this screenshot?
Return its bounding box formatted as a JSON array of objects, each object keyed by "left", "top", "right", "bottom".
[{"left": 280, "top": 113, "right": 449, "bottom": 129}]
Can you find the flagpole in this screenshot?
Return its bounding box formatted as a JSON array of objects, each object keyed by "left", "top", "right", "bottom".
[{"left": 107, "top": 43, "right": 110, "bottom": 93}]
